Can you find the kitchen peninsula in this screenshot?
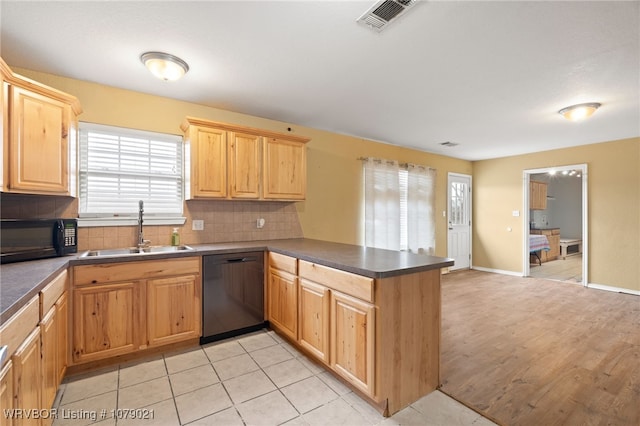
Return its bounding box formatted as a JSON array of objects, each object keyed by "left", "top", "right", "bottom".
[{"left": 0, "top": 238, "right": 453, "bottom": 417}]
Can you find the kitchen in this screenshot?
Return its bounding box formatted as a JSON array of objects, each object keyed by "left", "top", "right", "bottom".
[{"left": 1, "top": 1, "right": 639, "bottom": 425}]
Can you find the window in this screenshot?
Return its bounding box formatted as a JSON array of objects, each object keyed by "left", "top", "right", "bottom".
[
  {"left": 78, "top": 123, "right": 184, "bottom": 226},
  {"left": 363, "top": 158, "right": 435, "bottom": 253}
]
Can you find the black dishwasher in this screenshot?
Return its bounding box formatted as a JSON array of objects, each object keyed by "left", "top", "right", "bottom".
[{"left": 201, "top": 252, "right": 266, "bottom": 344}]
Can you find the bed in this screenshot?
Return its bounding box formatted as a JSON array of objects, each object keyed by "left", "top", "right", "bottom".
[{"left": 529, "top": 234, "right": 550, "bottom": 266}]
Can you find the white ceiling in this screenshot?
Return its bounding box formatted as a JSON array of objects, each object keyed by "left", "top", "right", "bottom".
[{"left": 1, "top": 1, "right": 638, "bottom": 161}]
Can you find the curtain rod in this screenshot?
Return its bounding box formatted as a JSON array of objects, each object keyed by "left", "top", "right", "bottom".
[{"left": 357, "top": 157, "right": 436, "bottom": 172}]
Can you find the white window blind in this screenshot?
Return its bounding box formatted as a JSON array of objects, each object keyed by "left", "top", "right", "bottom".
[{"left": 79, "top": 123, "right": 183, "bottom": 217}]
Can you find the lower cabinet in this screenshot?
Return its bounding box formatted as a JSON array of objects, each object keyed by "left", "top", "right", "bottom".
[
  {"left": 73, "top": 282, "right": 140, "bottom": 363},
  {"left": 267, "top": 267, "right": 298, "bottom": 341},
  {"left": 13, "top": 328, "right": 42, "bottom": 426},
  {"left": 71, "top": 257, "right": 201, "bottom": 365},
  {"left": 147, "top": 275, "right": 201, "bottom": 347},
  {"left": 0, "top": 360, "right": 14, "bottom": 426},
  {"left": 40, "top": 290, "right": 69, "bottom": 415},
  {"left": 330, "top": 291, "right": 375, "bottom": 396},
  {"left": 298, "top": 279, "right": 329, "bottom": 363}
]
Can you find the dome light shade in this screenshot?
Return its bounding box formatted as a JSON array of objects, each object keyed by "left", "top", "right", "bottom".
[
  {"left": 558, "top": 102, "right": 601, "bottom": 121},
  {"left": 140, "top": 52, "right": 189, "bottom": 81}
]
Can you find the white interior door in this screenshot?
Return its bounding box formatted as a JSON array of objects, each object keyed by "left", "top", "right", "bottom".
[{"left": 448, "top": 173, "right": 472, "bottom": 270}]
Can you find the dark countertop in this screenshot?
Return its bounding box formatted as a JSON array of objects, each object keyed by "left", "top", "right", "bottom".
[
  {"left": 530, "top": 227, "right": 560, "bottom": 230},
  {"left": 1, "top": 238, "right": 453, "bottom": 324}
]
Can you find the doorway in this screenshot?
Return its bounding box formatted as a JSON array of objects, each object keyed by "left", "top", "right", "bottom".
[
  {"left": 523, "top": 164, "right": 588, "bottom": 285},
  {"left": 448, "top": 173, "right": 472, "bottom": 270}
]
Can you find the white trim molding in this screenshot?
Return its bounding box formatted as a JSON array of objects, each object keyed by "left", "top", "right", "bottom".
[
  {"left": 587, "top": 282, "right": 640, "bottom": 296},
  {"left": 472, "top": 266, "right": 523, "bottom": 277}
]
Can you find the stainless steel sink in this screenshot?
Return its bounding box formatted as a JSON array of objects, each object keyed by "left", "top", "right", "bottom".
[{"left": 80, "top": 245, "right": 194, "bottom": 258}]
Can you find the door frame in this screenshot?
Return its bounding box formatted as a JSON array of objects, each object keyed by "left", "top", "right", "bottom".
[
  {"left": 447, "top": 172, "right": 473, "bottom": 270},
  {"left": 522, "top": 164, "right": 588, "bottom": 286}
]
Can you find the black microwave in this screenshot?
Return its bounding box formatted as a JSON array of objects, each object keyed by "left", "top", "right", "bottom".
[{"left": 0, "top": 219, "right": 77, "bottom": 264}]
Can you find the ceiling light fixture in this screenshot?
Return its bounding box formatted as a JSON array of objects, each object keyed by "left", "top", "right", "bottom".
[
  {"left": 558, "top": 102, "right": 601, "bottom": 121},
  {"left": 140, "top": 52, "right": 189, "bottom": 81}
]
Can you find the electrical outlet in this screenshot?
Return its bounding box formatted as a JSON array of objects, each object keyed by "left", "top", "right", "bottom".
[
  {"left": 257, "top": 218, "right": 265, "bottom": 229},
  {"left": 192, "top": 219, "right": 204, "bottom": 231}
]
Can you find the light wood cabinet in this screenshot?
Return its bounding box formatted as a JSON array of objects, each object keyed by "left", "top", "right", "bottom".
[
  {"left": 187, "top": 125, "right": 228, "bottom": 198},
  {"left": 297, "top": 259, "right": 375, "bottom": 395},
  {"left": 263, "top": 137, "right": 306, "bottom": 200},
  {"left": 531, "top": 228, "right": 560, "bottom": 262},
  {"left": 229, "top": 132, "right": 261, "bottom": 199},
  {"left": 331, "top": 291, "right": 375, "bottom": 396},
  {"left": 40, "top": 305, "right": 57, "bottom": 411},
  {"left": 71, "top": 257, "right": 201, "bottom": 365},
  {"left": 1, "top": 57, "right": 81, "bottom": 196},
  {"left": 270, "top": 252, "right": 443, "bottom": 416},
  {"left": 0, "top": 360, "right": 14, "bottom": 426},
  {"left": 530, "top": 180, "right": 547, "bottom": 210},
  {"left": 54, "top": 293, "right": 68, "bottom": 384},
  {"left": 12, "top": 327, "right": 42, "bottom": 426},
  {"left": 147, "top": 275, "right": 201, "bottom": 347},
  {"left": 268, "top": 268, "right": 298, "bottom": 341},
  {"left": 73, "top": 281, "right": 140, "bottom": 363},
  {"left": 298, "top": 279, "right": 330, "bottom": 363},
  {"left": 181, "top": 117, "right": 309, "bottom": 201}
]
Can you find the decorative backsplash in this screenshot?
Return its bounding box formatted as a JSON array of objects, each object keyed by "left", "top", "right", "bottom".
[{"left": 0, "top": 194, "right": 303, "bottom": 251}]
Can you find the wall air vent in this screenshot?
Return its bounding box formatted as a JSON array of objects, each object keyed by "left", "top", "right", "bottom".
[
  {"left": 357, "top": 0, "right": 419, "bottom": 32},
  {"left": 439, "top": 141, "right": 459, "bottom": 147}
]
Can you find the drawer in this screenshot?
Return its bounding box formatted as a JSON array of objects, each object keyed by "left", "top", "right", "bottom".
[
  {"left": 73, "top": 256, "right": 200, "bottom": 286},
  {"left": 40, "top": 270, "right": 68, "bottom": 317},
  {"left": 299, "top": 260, "right": 374, "bottom": 303},
  {"left": 551, "top": 229, "right": 560, "bottom": 235},
  {"left": 269, "top": 252, "right": 297, "bottom": 275},
  {"left": 0, "top": 296, "right": 39, "bottom": 366}
]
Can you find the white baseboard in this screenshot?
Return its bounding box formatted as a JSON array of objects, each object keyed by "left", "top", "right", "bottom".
[
  {"left": 470, "top": 266, "right": 640, "bottom": 296},
  {"left": 587, "top": 282, "right": 640, "bottom": 296},
  {"left": 471, "top": 266, "right": 523, "bottom": 277}
]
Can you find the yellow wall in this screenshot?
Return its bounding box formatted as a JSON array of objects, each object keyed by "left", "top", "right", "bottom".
[
  {"left": 473, "top": 138, "right": 640, "bottom": 292},
  {"left": 13, "top": 67, "right": 472, "bottom": 257}
]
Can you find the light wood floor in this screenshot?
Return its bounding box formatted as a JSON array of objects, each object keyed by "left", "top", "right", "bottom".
[
  {"left": 440, "top": 269, "right": 640, "bottom": 426},
  {"left": 530, "top": 254, "right": 582, "bottom": 283}
]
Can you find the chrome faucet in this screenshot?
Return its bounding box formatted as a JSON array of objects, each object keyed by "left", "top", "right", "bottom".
[{"left": 137, "top": 200, "right": 150, "bottom": 248}]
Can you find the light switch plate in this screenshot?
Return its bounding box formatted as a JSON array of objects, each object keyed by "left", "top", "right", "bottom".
[
  {"left": 192, "top": 219, "right": 204, "bottom": 231},
  {"left": 512, "top": 210, "right": 520, "bottom": 217}
]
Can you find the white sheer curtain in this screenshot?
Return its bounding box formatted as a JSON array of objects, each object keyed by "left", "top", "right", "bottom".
[
  {"left": 364, "top": 158, "right": 401, "bottom": 251},
  {"left": 407, "top": 164, "right": 436, "bottom": 254}
]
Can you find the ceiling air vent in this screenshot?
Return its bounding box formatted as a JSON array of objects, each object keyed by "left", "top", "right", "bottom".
[
  {"left": 439, "top": 141, "right": 459, "bottom": 147},
  {"left": 357, "top": 0, "right": 418, "bottom": 32}
]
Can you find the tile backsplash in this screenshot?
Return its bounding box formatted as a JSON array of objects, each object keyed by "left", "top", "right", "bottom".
[{"left": 1, "top": 194, "right": 303, "bottom": 251}]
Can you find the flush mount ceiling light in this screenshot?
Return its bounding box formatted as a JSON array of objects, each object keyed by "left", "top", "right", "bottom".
[
  {"left": 558, "top": 102, "right": 601, "bottom": 121},
  {"left": 140, "top": 52, "right": 189, "bottom": 81}
]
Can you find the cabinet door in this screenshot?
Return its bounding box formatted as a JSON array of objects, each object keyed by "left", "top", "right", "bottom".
[
  {"left": 330, "top": 291, "right": 375, "bottom": 396},
  {"left": 229, "top": 132, "right": 261, "bottom": 199},
  {"left": 268, "top": 269, "right": 298, "bottom": 340},
  {"left": 298, "top": 279, "right": 330, "bottom": 363},
  {"left": 0, "top": 360, "right": 14, "bottom": 426},
  {"left": 9, "top": 85, "right": 69, "bottom": 194},
  {"left": 530, "top": 181, "right": 547, "bottom": 210},
  {"left": 40, "top": 306, "right": 57, "bottom": 410},
  {"left": 55, "top": 292, "right": 68, "bottom": 384},
  {"left": 263, "top": 137, "right": 306, "bottom": 200},
  {"left": 147, "top": 275, "right": 201, "bottom": 347},
  {"left": 73, "top": 282, "right": 140, "bottom": 363},
  {"left": 12, "top": 327, "right": 42, "bottom": 426},
  {"left": 191, "top": 126, "right": 227, "bottom": 198}
]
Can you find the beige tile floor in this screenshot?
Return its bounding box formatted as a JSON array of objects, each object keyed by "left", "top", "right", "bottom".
[{"left": 53, "top": 330, "right": 496, "bottom": 426}]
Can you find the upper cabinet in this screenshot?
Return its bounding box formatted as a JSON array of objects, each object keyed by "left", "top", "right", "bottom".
[
  {"left": 181, "top": 117, "right": 309, "bottom": 201},
  {"left": 1, "top": 57, "right": 82, "bottom": 196},
  {"left": 530, "top": 180, "right": 548, "bottom": 210}
]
